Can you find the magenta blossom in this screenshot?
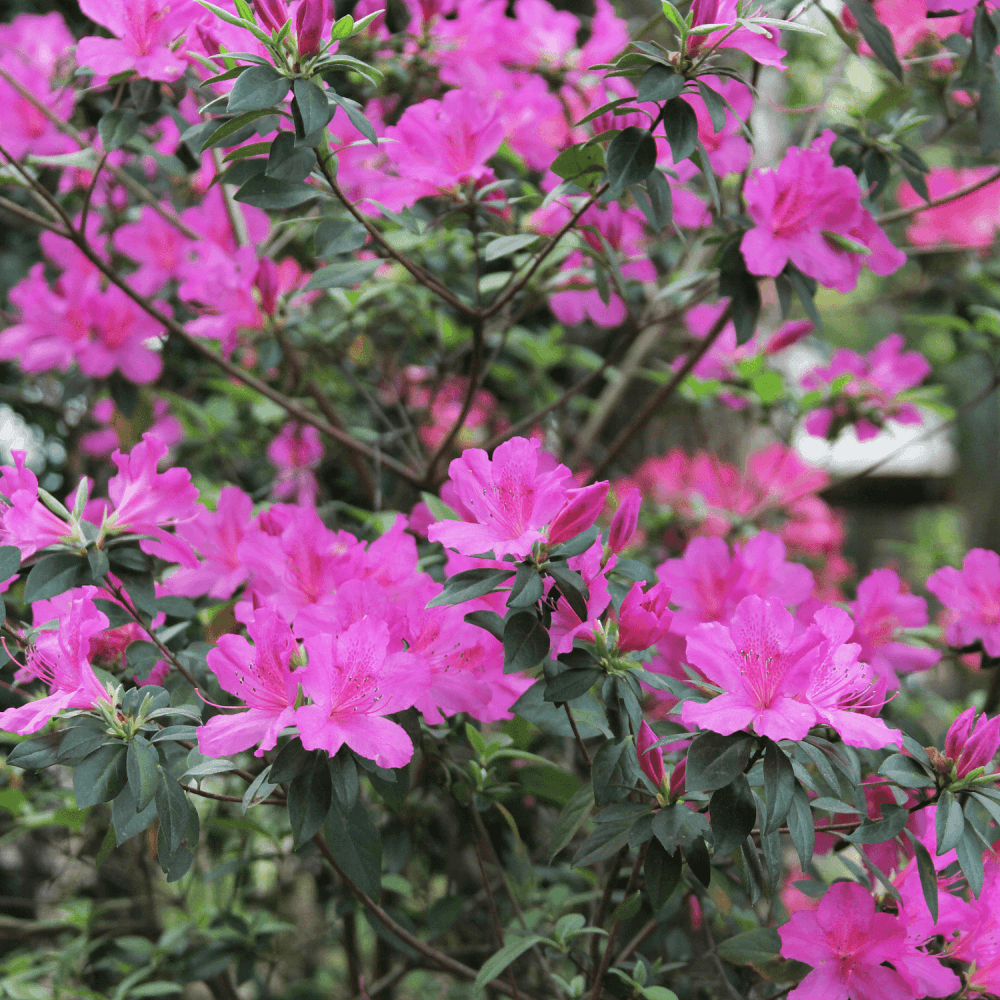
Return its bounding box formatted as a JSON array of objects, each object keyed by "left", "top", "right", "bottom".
[
  {"left": 687, "top": 0, "right": 787, "bottom": 68},
  {"left": 76, "top": 0, "right": 198, "bottom": 82},
  {"left": 0, "top": 451, "right": 75, "bottom": 559},
  {"left": 616, "top": 582, "right": 673, "bottom": 654},
  {"left": 0, "top": 596, "right": 110, "bottom": 735},
  {"left": 428, "top": 437, "right": 573, "bottom": 559},
  {"left": 850, "top": 568, "right": 940, "bottom": 688},
  {"left": 802, "top": 334, "right": 930, "bottom": 441},
  {"left": 295, "top": 0, "right": 324, "bottom": 57},
  {"left": 608, "top": 488, "right": 641, "bottom": 554},
  {"left": 780, "top": 880, "right": 958, "bottom": 1000},
  {"left": 198, "top": 609, "right": 299, "bottom": 758},
  {"left": 926, "top": 548, "right": 1000, "bottom": 655},
  {"left": 268, "top": 423, "right": 324, "bottom": 506},
  {"left": 741, "top": 131, "right": 906, "bottom": 294},
  {"left": 548, "top": 482, "right": 609, "bottom": 545},
  {"left": 548, "top": 539, "right": 614, "bottom": 655},
  {"left": 637, "top": 720, "right": 666, "bottom": 789},
  {"left": 945, "top": 706, "right": 1000, "bottom": 779},
  {"left": 295, "top": 618, "right": 429, "bottom": 768}
]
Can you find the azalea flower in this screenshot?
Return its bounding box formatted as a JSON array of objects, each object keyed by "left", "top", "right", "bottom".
[
  {"left": 268, "top": 423, "right": 324, "bottom": 507},
  {"left": 944, "top": 705, "right": 1000, "bottom": 778},
  {"left": 926, "top": 548, "right": 1000, "bottom": 655}
]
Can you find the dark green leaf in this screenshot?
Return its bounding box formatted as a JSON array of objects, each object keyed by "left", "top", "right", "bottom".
[
  {"left": 87, "top": 547, "right": 109, "bottom": 581},
  {"left": 548, "top": 526, "right": 599, "bottom": 559},
  {"left": 155, "top": 774, "right": 190, "bottom": 853},
  {"left": 234, "top": 174, "right": 316, "bottom": 209},
  {"left": 718, "top": 241, "right": 760, "bottom": 345},
  {"left": 288, "top": 751, "right": 333, "bottom": 846},
  {"left": 696, "top": 81, "right": 727, "bottom": 133},
  {"left": 6, "top": 732, "right": 64, "bottom": 771},
  {"left": 507, "top": 564, "right": 544, "bottom": 609},
  {"left": 763, "top": 743, "right": 795, "bottom": 834},
  {"left": 126, "top": 739, "right": 160, "bottom": 812},
  {"left": 709, "top": 775, "right": 756, "bottom": 857},
  {"left": 111, "top": 782, "right": 158, "bottom": 845},
  {"left": 845, "top": 803, "right": 910, "bottom": 844},
  {"left": 716, "top": 927, "right": 782, "bottom": 967},
  {"left": 503, "top": 612, "right": 550, "bottom": 674},
  {"left": 592, "top": 737, "right": 629, "bottom": 806},
  {"left": 474, "top": 936, "right": 546, "bottom": 997},
  {"left": 651, "top": 803, "right": 710, "bottom": 853},
  {"left": 427, "top": 568, "right": 515, "bottom": 607},
  {"left": 464, "top": 610, "right": 505, "bottom": 642},
  {"left": 935, "top": 790, "right": 964, "bottom": 855},
  {"left": 545, "top": 563, "right": 590, "bottom": 622},
  {"left": 315, "top": 216, "right": 368, "bottom": 256},
  {"left": 325, "top": 798, "right": 382, "bottom": 898},
  {"left": 98, "top": 109, "right": 141, "bottom": 150},
  {"left": 606, "top": 126, "right": 657, "bottom": 192},
  {"left": 787, "top": 782, "right": 814, "bottom": 869},
  {"left": 978, "top": 68, "right": 1000, "bottom": 156},
  {"left": 74, "top": 744, "right": 128, "bottom": 809},
  {"left": 58, "top": 725, "right": 109, "bottom": 763},
  {"left": 24, "top": 553, "right": 88, "bottom": 603},
  {"left": 637, "top": 64, "right": 684, "bottom": 102},
  {"left": 204, "top": 110, "right": 282, "bottom": 149},
  {"left": 0, "top": 546, "right": 20, "bottom": 581},
  {"left": 550, "top": 783, "right": 594, "bottom": 861},
  {"left": 685, "top": 837, "right": 711, "bottom": 888},
  {"left": 572, "top": 816, "right": 631, "bottom": 867},
  {"left": 878, "top": 753, "right": 935, "bottom": 789},
  {"left": 786, "top": 265, "right": 823, "bottom": 331},
  {"left": 956, "top": 818, "right": 986, "bottom": 896},
  {"left": 269, "top": 738, "right": 312, "bottom": 782},
  {"left": 644, "top": 168, "right": 673, "bottom": 231},
  {"left": 303, "top": 259, "right": 381, "bottom": 290},
  {"left": 544, "top": 668, "right": 601, "bottom": 703},
  {"left": 265, "top": 131, "right": 316, "bottom": 182},
  {"left": 227, "top": 64, "right": 291, "bottom": 113},
  {"left": 292, "top": 78, "right": 333, "bottom": 138},
  {"left": 844, "top": 0, "right": 904, "bottom": 81},
  {"left": 550, "top": 143, "right": 605, "bottom": 184},
  {"left": 328, "top": 90, "right": 378, "bottom": 145},
  {"left": 329, "top": 751, "right": 360, "bottom": 812},
  {"left": 912, "top": 837, "right": 938, "bottom": 923},
  {"left": 661, "top": 98, "right": 698, "bottom": 163},
  {"left": 644, "top": 838, "right": 682, "bottom": 910},
  {"left": 685, "top": 731, "right": 754, "bottom": 792}
]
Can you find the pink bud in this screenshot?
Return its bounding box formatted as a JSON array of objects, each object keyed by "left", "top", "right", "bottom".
[
  {"left": 295, "top": 0, "right": 324, "bottom": 57},
  {"left": 944, "top": 706, "right": 975, "bottom": 761},
  {"left": 254, "top": 258, "right": 280, "bottom": 315},
  {"left": 547, "top": 481, "right": 609, "bottom": 545},
  {"left": 637, "top": 721, "right": 665, "bottom": 789},
  {"left": 616, "top": 582, "right": 672, "bottom": 654},
  {"left": 950, "top": 708, "right": 1000, "bottom": 778},
  {"left": 255, "top": 0, "right": 288, "bottom": 33},
  {"left": 669, "top": 757, "right": 686, "bottom": 800},
  {"left": 765, "top": 319, "right": 813, "bottom": 355},
  {"left": 687, "top": 894, "right": 703, "bottom": 931},
  {"left": 608, "top": 488, "right": 641, "bottom": 554},
  {"left": 195, "top": 22, "right": 223, "bottom": 55}
]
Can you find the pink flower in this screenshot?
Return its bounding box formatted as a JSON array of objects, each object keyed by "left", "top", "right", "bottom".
[
  {"left": 384, "top": 90, "right": 505, "bottom": 192},
  {"left": 616, "top": 582, "right": 673, "bottom": 654},
  {"left": 850, "top": 568, "right": 940, "bottom": 688},
  {"left": 0, "top": 451, "right": 75, "bottom": 559},
  {"left": 898, "top": 167, "right": 1000, "bottom": 248},
  {"left": 548, "top": 482, "right": 609, "bottom": 545},
  {"left": 295, "top": 0, "right": 324, "bottom": 56},
  {"left": 255, "top": 0, "right": 289, "bottom": 33},
  {"left": 686, "top": 0, "right": 787, "bottom": 68},
  {"left": 680, "top": 595, "right": 820, "bottom": 742},
  {"left": 0, "top": 13, "right": 76, "bottom": 161},
  {"left": 295, "top": 618, "right": 429, "bottom": 768},
  {"left": 779, "top": 881, "right": 954, "bottom": 1000},
  {"left": 637, "top": 720, "right": 665, "bottom": 788},
  {"left": 608, "top": 488, "right": 641, "bottom": 554},
  {"left": 945, "top": 705, "right": 1000, "bottom": 778},
  {"left": 428, "top": 437, "right": 573, "bottom": 559},
  {"left": 741, "top": 131, "right": 906, "bottom": 293},
  {"left": 547, "top": 539, "right": 614, "bottom": 655},
  {"left": 198, "top": 608, "right": 299, "bottom": 757},
  {"left": 76, "top": 0, "right": 198, "bottom": 82},
  {"left": 0, "top": 596, "right": 110, "bottom": 735},
  {"left": 802, "top": 334, "right": 930, "bottom": 441},
  {"left": 926, "top": 548, "right": 1000, "bottom": 655},
  {"left": 684, "top": 77, "right": 753, "bottom": 176},
  {"left": 268, "top": 423, "right": 324, "bottom": 506}
]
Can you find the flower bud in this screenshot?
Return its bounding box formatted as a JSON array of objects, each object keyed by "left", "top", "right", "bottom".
[
  {"left": 608, "top": 488, "right": 641, "bottom": 554},
  {"left": 547, "top": 481, "right": 609, "bottom": 545},
  {"left": 637, "top": 720, "right": 665, "bottom": 789},
  {"left": 255, "top": 0, "right": 288, "bottom": 33},
  {"left": 946, "top": 706, "right": 1000, "bottom": 779},
  {"left": 295, "top": 0, "right": 324, "bottom": 57},
  {"left": 669, "top": 757, "right": 686, "bottom": 800},
  {"left": 254, "top": 258, "right": 280, "bottom": 315},
  {"left": 616, "top": 581, "right": 673, "bottom": 654},
  {"left": 765, "top": 319, "right": 813, "bottom": 354}
]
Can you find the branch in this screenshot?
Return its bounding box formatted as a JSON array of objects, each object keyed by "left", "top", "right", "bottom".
[
  {"left": 181, "top": 783, "right": 285, "bottom": 806},
  {"left": 586, "top": 305, "right": 732, "bottom": 482},
  {"left": 0, "top": 194, "right": 71, "bottom": 234},
  {"left": 563, "top": 704, "right": 592, "bottom": 766},
  {"left": 877, "top": 165, "right": 1000, "bottom": 225}
]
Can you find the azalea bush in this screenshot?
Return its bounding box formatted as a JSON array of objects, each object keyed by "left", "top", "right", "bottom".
[{"left": 4, "top": 0, "right": 1000, "bottom": 998}]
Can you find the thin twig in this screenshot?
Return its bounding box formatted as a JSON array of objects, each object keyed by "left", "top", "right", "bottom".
[
  {"left": 877, "top": 165, "right": 1000, "bottom": 225},
  {"left": 0, "top": 195, "right": 70, "bottom": 234},
  {"left": 613, "top": 918, "right": 656, "bottom": 966},
  {"left": 563, "top": 704, "right": 592, "bottom": 767},
  {"left": 181, "top": 784, "right": 285, "bottom": 806}
]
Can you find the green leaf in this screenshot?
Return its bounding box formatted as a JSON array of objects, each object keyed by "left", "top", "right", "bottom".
[
  {"left": 644, "top": 838, "right": 682, "bottom": 910},
  {"left": 328, "top": 90, "right": 378, "bottom": 146},
  {"left": 637, "top": 64, "right": 684, "bottom": 102},
  {"left": 572, "top": 816, "right": 631, "bottom": 867},
  {"left": 315, "top": 216, "right": 368, "bottom": 256},
  {"left": 550, "top": 143, "right": 605, "bottom": 184},
  {"left": 550, "top": 783, "right": 594, "bottom": 860},
  {"left": 978, "top": 68, "right": 1000, "bottom": 156},
  {"left": 464, "top": 609, "right": 505, "bottom": 641},
  {"left": 303, "top": 259, "right": 380, "bottom": 290},
  {"left": 644, "top": 168, "right": 673, "bottom": 231},
  {"left": 427, "top": 568, "right": 515, "bottom": 607},
  {"left": 204, "top": 109, "right": 282, "bottom": 149},
  {"left": 324, "top": 798, "right": 382, "bottom": 899},
  {"left": 269, "top": 737, "right": 312, "bottom": 782},
  {"left": 483, "top": 234, "right": 540, "bottom": 261},
  {"left": 651, "top": 803, "right": 710, "bottom": 853},
  {"left": 227, "top": 64, "right": 291, "bottom": 113},
  {"left": 0, "top": 545, "right": 21, "bottom": 581},
  {"left": 956, "top": 818, "right": 986, "bottom": 896},
  {"left": 155, "top": 774, "right": 190, "bottom": 853},
  {"left": 640, "top": 989, "right": 678, "bottom": 1000},
  {"left": 606, "top": 126, "right": 657, "bottom": 192},
  {"left": 592, "top": 737, "right": 629, "bottom": 806},
  {"left": 751, "top": 371, "right": 783, "bottom": 404},
  {"left": 709, "top": 775, "right": 756, "bottom": 857},
  {"left": 292, "top": 78, "right": 333, "bottom": 138},
  {"left": 685, "top": 836, "right": 711, "bottom": 888},
  {"left": 473, "top": 936, "right": 547, "bottom": 997},
  {"left": 6, "top": 731, "right": 64, "bottom": 771},
  {"left": 935, "top": 790, "right": 964, "bottom": 855},
  {"left": 716, "top": 927, "right": 782, "bottom": 967},
  {"left": 718, "top": 241, "right": 760, "bottom": 345},
  {"left": 288, "top": 751, "right": 333, "bottom": 846},
  {"left": 508, "top": 564, "right": 544, "bottom": 609},
  {"left": 545, "top": 563, "right": 590, "bottom": 622},
  {"left": 878, "top": 753, "right": 936, "bottom": 789},
  {"left": 843, "top": 0, "right": 903, "bottom": 81},
  {"left": 763, "top": 743, "right": 796, "bottom": 834},
  {"left": 696, "top": 81, "right": 727, "bottom": 133},
  {"left": 912, "top": 837, "right": 938, "bottom": 923},
  {"left": 74, "top": 744, "right": 128, "bottom": 809},
  {"left": 111, "top": 781, "right": 158, "bottom": 845},
  {"left": 24, "top": 553, "right": 88, "bottom": 603},
  {"left": 98, "top": 109, "right": 140, "bottom": 151},
  {"left": 845, "top": 803, "right": 910, "bottom": 844},
  {"left": 661, "top": 98, "right": 698, "bottom": 163},
  {"left": 685, "top": 731, "right": 754, "bottom": 792},
  {"left": 234, "top": 174, "right": 316, "bottom": 209},
  {"left": 266, "top": 131, "right": 316, "bottom": 182},
  {"left": 126, "top": 740, "right": 160, "bottom": 812},
  {"left": 544, "top": 668, "right": 601, "bottom": 704},
  {"left": 786, "top": 782, "right": 814, "bottom": 869},
  {"left": 503, "top": 612, "right": 550, "bottom": 674}
]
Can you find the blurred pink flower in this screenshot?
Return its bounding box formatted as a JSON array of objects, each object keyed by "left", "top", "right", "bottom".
[
  {"left": 926, "top": 549, "right": 1000, "bottom": 654},
  {"left": 268, "top": 423, "right": 324, "bottom": 506},
  {"left": 897, "top": 167, "right": 1000, "bottom": 249}
]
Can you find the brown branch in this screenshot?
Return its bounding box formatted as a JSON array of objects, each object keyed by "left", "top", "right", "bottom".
[
  {"left": 613, "top": 918, "right": 656, "bottom": 966},
  {"left": 310, "top": 832, "right": 544, "bottom": 1000},
  {"left": 306, "top": 379, "right": 379, "bottom": 500},
  {"left": 877, "top": 165, "right": 1000, "bottom": 225},
  {"left": 181, "top": 783, "right": 285, "bottom": 806},
  {"left": 0, "top": 195, "right": 69, "bottom": 234},
  {"left": 586, "top": 306, "right": 732, "bottom": 482},
  {"left": 563, "top": 704, "right": 592, "bottom": 767}
]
